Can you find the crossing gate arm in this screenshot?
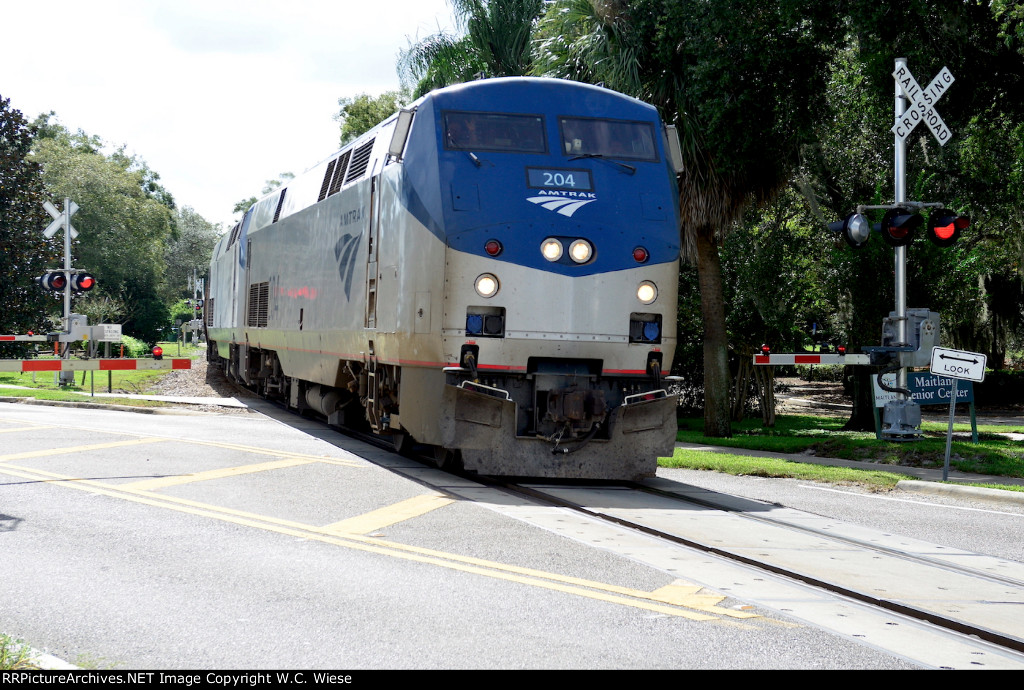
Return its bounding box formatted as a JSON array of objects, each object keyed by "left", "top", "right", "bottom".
[
  {"left": 0, "top": 335, "right": 48, "bottom": 342},
  {"left": 753, "top": 353, "right": 872, "bottom": 366},
  {"left": 0, "top": 358, "right": 192, "bottom": 373}
]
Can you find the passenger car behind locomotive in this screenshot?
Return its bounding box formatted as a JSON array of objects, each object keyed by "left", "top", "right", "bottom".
[{"left": 206, "top": 77, "right": 682, "bottom": 479}]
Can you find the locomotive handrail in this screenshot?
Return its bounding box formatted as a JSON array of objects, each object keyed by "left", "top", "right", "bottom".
[
  {"left": 623, "top": 389, "right": 669, "bottom": 405},
  {"left": 457, "top": 380, "right": 511, "bottom": 401}
]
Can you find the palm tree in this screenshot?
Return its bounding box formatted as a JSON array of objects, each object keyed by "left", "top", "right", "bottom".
[
  {"left": 398, "top": 0, "right": 544, "bottom": 97},
  {"left": 533, "top": 0, "right": 840, "bottom": 436}
]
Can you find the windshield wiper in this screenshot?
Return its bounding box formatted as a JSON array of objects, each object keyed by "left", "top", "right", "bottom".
[
  {"left": 447, "top": 132, "right": 483, "bottom": 168},
  {"left": 569, "top": 153, "right": 636, "bottom": 175}
]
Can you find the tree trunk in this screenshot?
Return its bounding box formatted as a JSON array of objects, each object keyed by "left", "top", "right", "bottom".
[
  {"left": 731, "top": 354, "right": 750, "bottom": 422},
  {"left": 695, "top": 230, "right": 732, "bottom": 437},
  {"left": 753, "top": 363, "right": 777, "bottom": 428},
  {"left": 842, "top": 366, "right": 876, "bottom": 432}
]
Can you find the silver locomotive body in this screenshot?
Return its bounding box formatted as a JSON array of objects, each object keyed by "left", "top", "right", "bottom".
[{"left": 208, "top": 78, "right": 681, "bottom": 479}]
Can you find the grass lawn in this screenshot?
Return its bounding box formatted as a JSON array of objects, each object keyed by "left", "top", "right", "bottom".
[{"left": 667, "top": 413, "right": 1024, "bottom": 488}]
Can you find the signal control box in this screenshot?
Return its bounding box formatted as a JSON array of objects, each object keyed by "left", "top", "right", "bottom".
[{"left": 881, "top": 309, "right": 940, "bottom": 368}]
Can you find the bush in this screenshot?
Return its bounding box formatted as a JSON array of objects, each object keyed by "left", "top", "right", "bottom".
[
  {"left": 118, "top": 335, "right": 150, "bottom": 358},
  {"left": 975, "top": 371, "right": 1024, "bottom": 408}
]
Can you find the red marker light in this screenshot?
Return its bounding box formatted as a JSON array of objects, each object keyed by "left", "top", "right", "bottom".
[
  {"left": 152, "top": 346, "right": 163, "bottom": 360},
  {"left": 760, "top": 344, "right": 771, "bottom": 355},
  {"left": 484, "top": 239, "right": 502, "bottom": 256},
  {"left": 837, "top": 346, "right": 846, "bottom": 355},
  {"left": 632, "top": 247, "right": 649, "bottom": 263}
]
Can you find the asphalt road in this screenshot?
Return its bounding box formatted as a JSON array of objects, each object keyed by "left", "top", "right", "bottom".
[{"left": 0, "top": 400, "right": 944, "bottom": 670}]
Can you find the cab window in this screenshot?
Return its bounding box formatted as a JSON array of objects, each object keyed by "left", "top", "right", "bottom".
[
  {"left": 443, "top": 111, "right": 547, "bottom": 154},
  {"left": 559, "top": 117, "right": 658, "bottom": 161}
]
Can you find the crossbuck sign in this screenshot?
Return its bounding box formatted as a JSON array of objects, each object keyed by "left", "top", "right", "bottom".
[{"left": 891, "top": 64, "right": 955, "bottom": 146}]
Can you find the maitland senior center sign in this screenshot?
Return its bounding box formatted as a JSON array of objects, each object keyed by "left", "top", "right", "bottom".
[{"left": 873, "top": 371, "right": 974, "bottom": 408}]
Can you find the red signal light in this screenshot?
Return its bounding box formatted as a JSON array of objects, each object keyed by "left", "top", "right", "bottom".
[
  {"left": 880, "top": 208, "right": 921, "bottom": 247},
  {"left": 71, "top": 272, "right": 96, "bottom": 293},
  {"left": 760, "top": 344, "right": 771, "bottom": 356},
  {"left": 152, "top": 346, "right": 163, "bottom": 360},
  {"left": 36, "top": 272, "right": 68, "bottom": 291},
  {"left": 927, "top": 211, "right": 969, "bottom": 248},
  {"left": 484, "top": 239, "right": 502, "bottom": 256},
  {"left": 632, "top": 246, "right": 649, "bottom": 263}
]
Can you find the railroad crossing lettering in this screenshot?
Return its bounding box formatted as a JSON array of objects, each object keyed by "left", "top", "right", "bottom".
[{"left": 891, "top": 65, "right": 955, "bottom": 145}]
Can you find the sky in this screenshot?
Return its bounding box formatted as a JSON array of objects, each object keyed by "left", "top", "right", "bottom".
[{"left": 2, "top": 0, "right": 456, "bottom": 229}]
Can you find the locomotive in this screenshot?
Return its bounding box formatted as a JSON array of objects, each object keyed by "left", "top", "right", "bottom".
[{"left": 206, "top": 77, "right": 682, "bottom": 479}]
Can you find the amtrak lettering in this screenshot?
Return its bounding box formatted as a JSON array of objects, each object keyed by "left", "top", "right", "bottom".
[
  {"left": 527, "top": 190, "right": 598, "bottom": 217},
  {"left": 339, "top": 207, "right": 363, "bottom": 226},
  {"left": 334, "top": 233, "right": 361, "bottom": 300}
]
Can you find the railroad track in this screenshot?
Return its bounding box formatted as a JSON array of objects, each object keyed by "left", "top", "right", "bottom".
[
  {"left": 493, "top": 478, "right": 1024, "bottom": 661},
  {"left": 230, "top": 379, "right": 1024, "bottom": 666}
]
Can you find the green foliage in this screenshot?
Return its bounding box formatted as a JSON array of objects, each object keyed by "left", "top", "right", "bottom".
[
  {"left": 162, "top": 206, "right": 221, "bottom": 304},
  {"left": 675, "top": 413, "right": 1024, "bottom": 478},
  {"left": 118, "top": 334, "right": 150, "bottom": 358},
  {"left": 791, "top": 2, "right": 1024, "bottom": 372},
  {"left": 336, "top": 91, "right": 407, "bottom": 145},
  {"left": 398, "top": 0, "right": 543, "bottom": 97},
  {"left": 534, "top": 0, "right": 844, "bottom": 436},
  {"left": 0, "top": 95, "right": 59, "bottom": 352},
  {"left": 29, "top": 117, "right": 175, "bottom": 344},
  {"left": 0, "top": 633, "right": 40, "bottom": 670}
]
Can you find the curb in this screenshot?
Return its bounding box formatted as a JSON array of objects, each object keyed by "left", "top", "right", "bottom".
[{"left": 896, "top": 479, "right": 1024, "bottom": 507}]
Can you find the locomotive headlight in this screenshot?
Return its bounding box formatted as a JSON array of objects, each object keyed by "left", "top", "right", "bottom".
[
  {"left": 474, "top": 273, "right": 499, "bottom": 298},
  {"left": 637, "top": 281, "right": 657, "bottom": 304},
  {"left": 568, "top": 239, "right": 593, "bottom": 263},
  {"left": 540, "top": 238, "right": 563, "bottom": 262}
]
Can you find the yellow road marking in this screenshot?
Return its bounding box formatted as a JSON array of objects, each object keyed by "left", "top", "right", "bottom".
[
  {"left": 321, "top": 494, "right": 455, "bottom": 535},
  {"left": 0, "top": 437, "right": 166, "bottom": 463},
  {"left": 0, "top": 416, "right": 365, "bottom": 468},
  {"left": 120, "top": 456, "right": 321, "bottom": 490},
  {"left": 649, "top": 580, "right": 756, "bottom": 619},
  {"left": 0, "top": 461, "right": 751, "bottom": 622}
]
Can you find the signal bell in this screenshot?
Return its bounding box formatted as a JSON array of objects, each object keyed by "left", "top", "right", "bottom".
[
  {"left": 927, "top": 210, "right": 968, "bottom": 248},
  {"left": 827, "top": 213, "right": 871, "bottom": 249},
  {"left": 879, "top": 208, "right": 922, "bottom": 247}
]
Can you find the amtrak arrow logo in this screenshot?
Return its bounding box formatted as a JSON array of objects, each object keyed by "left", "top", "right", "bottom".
[
  {"left": 527, "top": 196, "right": 596, "bottom": 217},
  {"left": 334, "top": 233, "right": 360, "bottom": 300}
]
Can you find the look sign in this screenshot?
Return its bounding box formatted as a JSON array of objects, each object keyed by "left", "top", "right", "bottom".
[{"left": 890, "top": 65, "right": 955, "bottom": 146}]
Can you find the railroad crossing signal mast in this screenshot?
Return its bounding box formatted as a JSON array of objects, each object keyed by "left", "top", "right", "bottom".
[{"left": 759, "top": 59, "right": 969, "bottom": 441}]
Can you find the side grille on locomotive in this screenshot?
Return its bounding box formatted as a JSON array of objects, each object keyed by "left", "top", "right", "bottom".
[{"left": 247, "top": 282, "right": 269, "bottom": 328}]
